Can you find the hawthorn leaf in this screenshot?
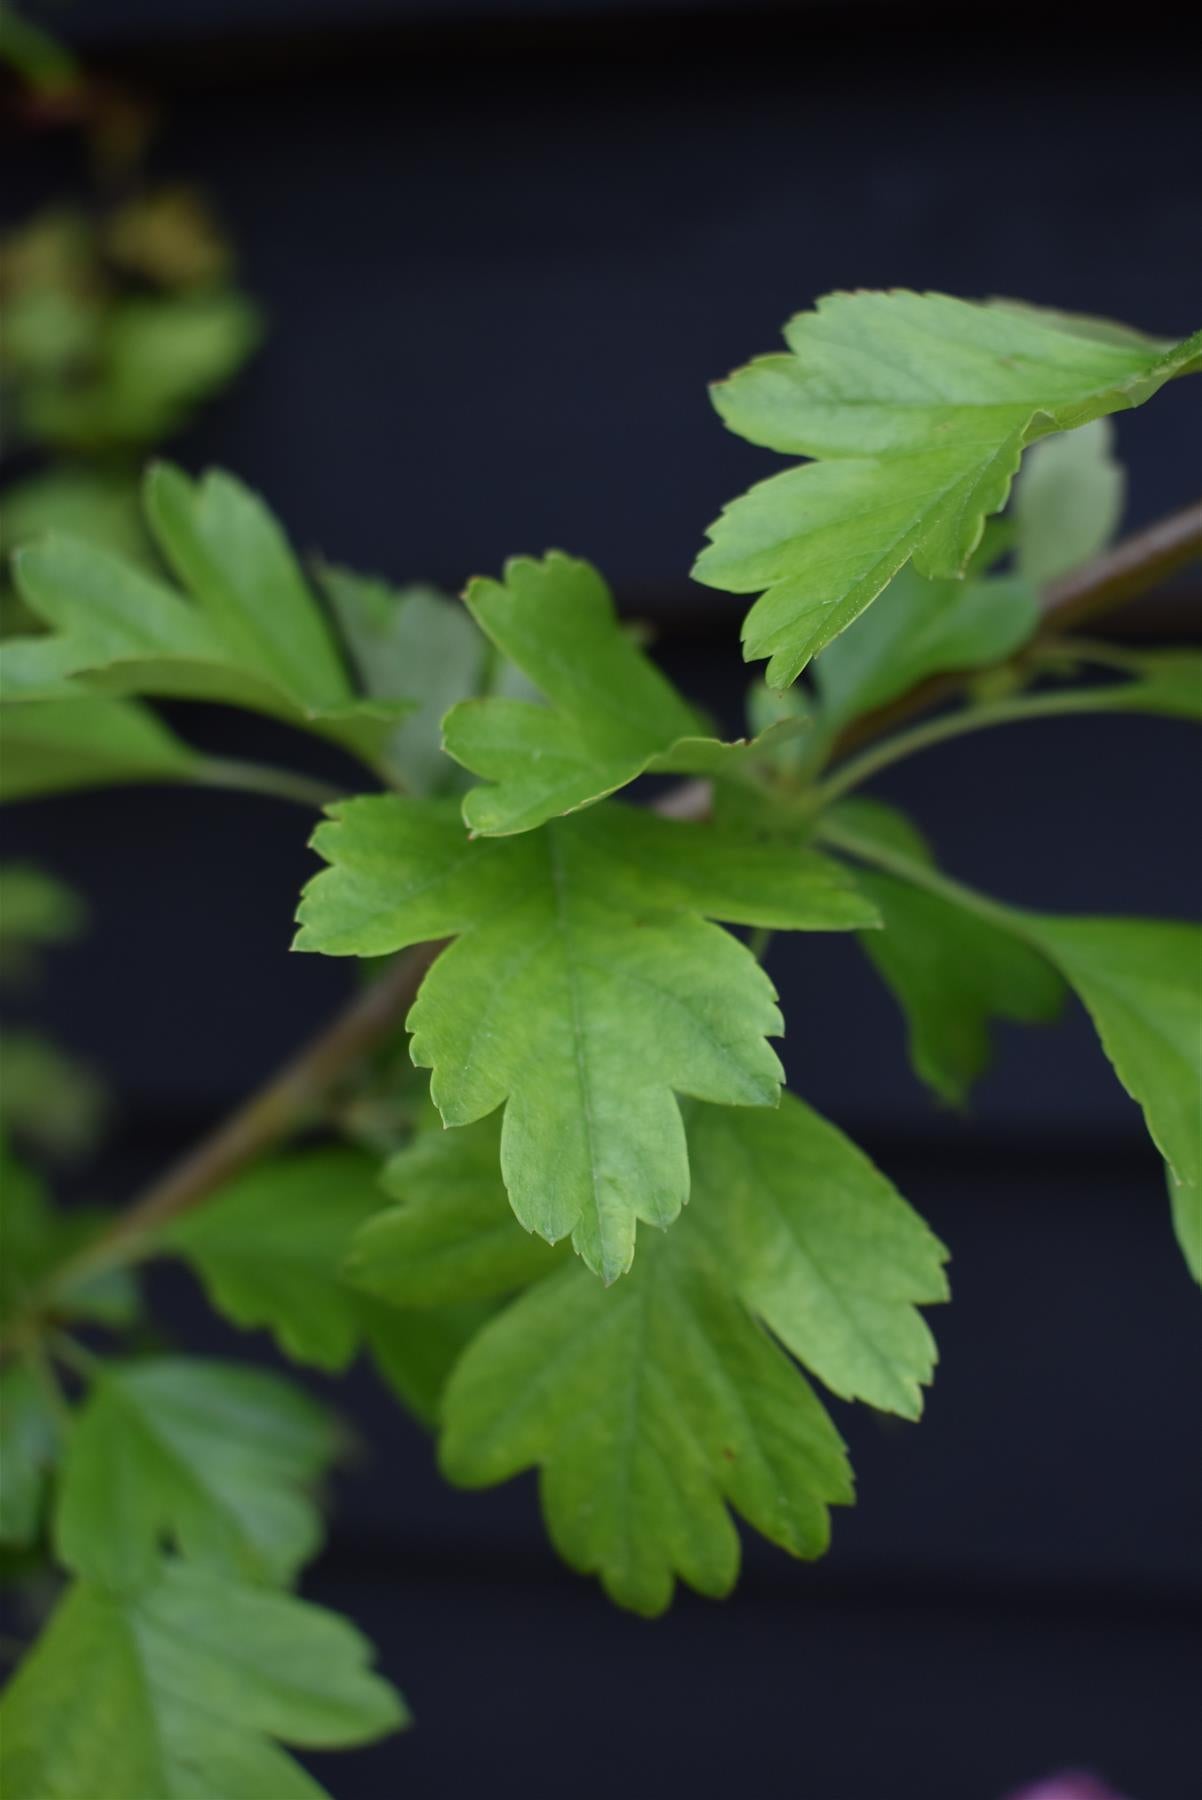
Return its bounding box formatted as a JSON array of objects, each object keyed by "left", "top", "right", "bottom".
[
  {"left": 694, "top": 291, "right": 1201, "bottom": 684},
  {"left": 0, "top": 1559, "right": 407, "bottom": 1800},
  {"left": 55, "top": 1358, "right": 340, "bottom": 1590},
  {"left": 362, "top": 1296, "right": 497, "bottom": 1429},
  {"left": 1168, "top": 1170, "right": 1202, "bottom": 1287},
  {"left": 348, "top": 1112, "right": 568, "bottom": 1306},
  {"left": 317, "top": 562, "right": 487, "bottom": 795},
  {"left": 829, "top": 801, "right": 1065, "bottom": 1105},
  {"left": 4, "top": 469, "right": 408, "bottom": 769},
  {"left": 1013, "top": 416, "right": 1125, "bottom": 585},
  {"left": 687, "top": 1096, "right": 949, "bottom": 1417},
  {"left": 164, "top": 1149, "right": 385, "bottom": 1372},
  {"left": 823, "top": 811, "right": 1202, "bottom": 1238},
  {"left": 1023, "top": 916, "right": 1202, "bottom": 1198},
  {"left": 1039, "top": 648, "right": 1202, "bottom": 722},
  {"left": 363, "top": 1102, "right": 942, "bottom": 1609},
  {"left": 443, "top": 552, "right": 807, "bottom": 834},
  {"left": 0, "top": 695, "right": 199, "bottom": 802},
  {"left": 0, "top": 1366, "right": 57, "bottom": 1548},
  {"left": 441, "top": 1220, "right": 852, "bottom": 1616},
  {"left": 813, "top": 566, "right": 1040, "bottom": 731},
  {"left": 296, "top": 795, "right": 877, "bottom": 1279}
]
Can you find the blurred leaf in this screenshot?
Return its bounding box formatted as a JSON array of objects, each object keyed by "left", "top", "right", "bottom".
[
  {"left": 2, "top": 467, "right": 153, "bottom": 576},
  {"left": 56, "top": 1358, "right": 340, "bottom": 1591},
  {"left": 0, "top": 1032, "right": 107, "bottom": 1159},
  {"left": 814, "top": 567, "right": 1040, "bottom": 732},
  {"left": 164, "top": 1149, "right": 385, "bottom": 1372},
  {"left": 19, "top": 294, "right": 262, "bottom": 452},
  {"left": 0, "top": 863, "right": 86, "bottom": 968},
  {"left": 832, "top": 799, "right": 1065, "bottom": 1105},
  {"left": 0, "top": 1133, "right": 139, "bottom": 1333},
  {"left": 317, "top": 562, "right": 487, "bottom": 794},
  {"left": 0, "top": 696, "right": 199, "bottom": 802},
  {"left": 1014, "top": 416, "right": 1125, "bottom": 585},
  {"left": 0, "top": 1560, "right": 408, "bottom": 1799},
  {"left": 0, "top": 1366, "right": 58, "bottom": 1548}
]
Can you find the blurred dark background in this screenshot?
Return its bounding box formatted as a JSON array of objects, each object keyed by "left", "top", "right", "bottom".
[{"left": 1, "top": 3, "right": 1200, "bottom": 1796}]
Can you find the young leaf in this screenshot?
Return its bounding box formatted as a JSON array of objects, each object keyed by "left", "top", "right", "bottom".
[
  {"left": 0, "top": 1559, "right": 407, "bottom": 1800},
  {"left": 55, "top": 1358, "right": 340, "bottom": 1590},
  {"left": 164, "top": 1149, "right": 385, "bottom": 1372},
  {"left": 813, "top": 567, "right": 1040, "bottom": 732},
  {"left": 0, "top": 1366, "right": 58, "bottom": 1548},
  {"left": 296, "top": 795, "right": 877, "bottom": 1280},
  {"left": 0, "top": 696, "right": 199, "bottom": 802},
  {"left": 316, "top": 562, "right": 487, "bottom": 795},
  {"left": 1013, "top": 416, "right": 1125, "bottom": 585},
  {"left": 694, "top": 292, "right": 1200, "bottom": 685},
  {"left": 362, "top": 1296, "right": 497, "bottom": 1429},
  {"left": 441, "top": 1222, "right": 852, "bottom": 1617},
  {"left": 443, "top": 553, "right": 807, "bottom": 834},
  {"left": 829, "top": 800, "right": 1065, "bottom": 1105}
]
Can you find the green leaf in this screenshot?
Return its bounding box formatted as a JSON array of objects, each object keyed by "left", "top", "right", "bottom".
[
  {"left": 0, "top": 863, "right": 85, "bottom": 964},
  {"left": 359, "top": 1101, "right": 942, "bottom": 1609},
  {"left": 164, "top": 1146, "right": 492, "bottom": 1424},
  {"left": 317, "top": 562, "right": 487, "bottom": 795},
  {"left": 686, "top": 1096, "right": 949, "bottom": 1417},
  {"left": 1036, "top": 647, "right": 1202, "bottom": 722},
  {"left": 814, "top": 566, "right": 1040, "bottom": 732},
  {"left": 0, "top": 1136, "right": 139, "bottom": 1332},
  {"left": 22, "top": 292, "right": 261, "bottom": 451},
  {"left": 4, "top": 467, "right": 407, "bottom": 770},
  {"left": 443, "top": 552, "right": 807, "bottom": 834},
  {"left": 361, "top": 1296, "right": 497, "bottom": 1429},
  {"left": 55, "top": 1358, "right": 339, "bottom": 1590},
  {"left": 349, "top": 1113, "right": 568, "bottom": 1306},
  {"left": 0, "top": 1031, "right": 106, "bottom": 1159},
  {"left": 694, "top": 292, "right": 1200, "bottom": 685},
  {"left": 144, "top": 465, "right": 350, "bottom": 715},
  {"left": 0, "top": 1559, "right": 407, "bottom": 1800},
  {"left": 0, "top": 467, "right": 152, "bottom": 572},
  {"left": 164, "top": 1149, "right": 385, "bottom": 1372},
  {"left": 1168, "top": 1170, "right": 1201, "bottom": 1286},
  {"left": 1023, "top": 916, "right": 1202, "bottom": 1198},
  {"left": 297, "top": 795, "right": 877, "bottom": 1280},
  {"left": 0, "top": 1366, "right": 57, "bottom": 1548},
  {"left": 1013, "top": 416, "right": 1125, "bottom": 585},
  {"left": 0, "top": 696, "right": 198, "bottom": 802},
  {"left": 442, "top": 1215, "right": 852, "bottom": 1616},
  {"left": 820, "top": 812, "right": 1202, "bottom": 1247},
  {"left": 831, "top": 800, "right": 1065, "bottom": 1105}
]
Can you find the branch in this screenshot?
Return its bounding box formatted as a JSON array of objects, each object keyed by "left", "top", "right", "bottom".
[
  {"left": 832, "top": 498, "right": 1202, "bottom": 755},
  {"left": 5, "top": 942, "right": 443, "bottom": 1335}
]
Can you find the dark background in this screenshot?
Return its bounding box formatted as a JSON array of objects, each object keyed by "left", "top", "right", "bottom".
[{"left": 2, "top": 3, "right": 1200, "bottom": 1796}]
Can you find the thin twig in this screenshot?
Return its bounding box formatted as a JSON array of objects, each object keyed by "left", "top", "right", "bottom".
[
  {"left": 0, "top": 942, "right": 442, "bottom": 1340},
  {"left": 831, "top": 498, "right": 1202, "bottom": 755}
]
